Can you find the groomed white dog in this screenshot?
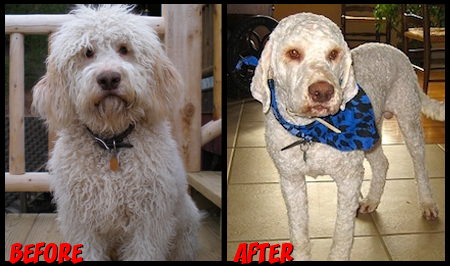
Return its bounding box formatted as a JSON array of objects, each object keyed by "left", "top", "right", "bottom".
[
  {"left": 33, "top": 5, "right": 201, "bottom": 261},
  {"left": 251, "top": 13, "right": 443, "bottom": 261}
]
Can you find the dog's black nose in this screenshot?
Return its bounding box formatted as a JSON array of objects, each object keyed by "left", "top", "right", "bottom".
[{"left": 97, "top": 71, "right": 121, "bottom": 91}]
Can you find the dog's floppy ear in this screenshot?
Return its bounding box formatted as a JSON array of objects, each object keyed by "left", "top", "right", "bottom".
[
  {"left": 32, "top": 62, "right": 74, "bottom": 131},
  {"left": 339, "top": 49, "right": 358, "bottom": 111},
  {"left": 250, "top": 38, "right": 273, "bottom": 113},
  {"left": 153, "top": 57, "right": 183, "bottom": 117}
]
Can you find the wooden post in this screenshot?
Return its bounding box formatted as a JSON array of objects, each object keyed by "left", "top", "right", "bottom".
[
  {"left": 163, "top": 5, "right": 202, "bottom": 172},
  {"left": 9, "top": 33, "right": 25, "bottom": 175},
  {"left": 213, "top": 4, "right": 222, "bottom": 120}
]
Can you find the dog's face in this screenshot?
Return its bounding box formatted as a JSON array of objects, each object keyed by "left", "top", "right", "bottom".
[
  {"left": 32, "top": 5, "right": 182, "bottom": 136},
  {"left": 250, "top": 13, "right": 358, "bottom": 124},
  {"left": 271, "top": 29, "right": 344, "bottom": 118}
]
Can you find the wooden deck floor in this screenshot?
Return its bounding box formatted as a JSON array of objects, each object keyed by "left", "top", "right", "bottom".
[{"left": 5, "top": 212, "right": 220, "bottom": 261}]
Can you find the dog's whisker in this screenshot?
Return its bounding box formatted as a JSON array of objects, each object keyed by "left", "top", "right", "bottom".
[{"left": 126, "top": 98, "right": 136, "bottom": 109}]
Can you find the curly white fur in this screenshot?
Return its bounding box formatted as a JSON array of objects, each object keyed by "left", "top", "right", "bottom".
[
  {"left": 32, "top": 5, "right": 201, "bottom": 261},
  {"left": 251, "top": 13, "right": 444, "bottom": 261}
]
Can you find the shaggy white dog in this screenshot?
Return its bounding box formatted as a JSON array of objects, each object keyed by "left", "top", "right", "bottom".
[{"left": 32, "top": 5, "right": 201, "bottom": 261}]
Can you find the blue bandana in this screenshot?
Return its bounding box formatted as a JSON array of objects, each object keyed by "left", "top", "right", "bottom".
[{"left": 268, "top": 79, "right": 379, "bottom": 151}]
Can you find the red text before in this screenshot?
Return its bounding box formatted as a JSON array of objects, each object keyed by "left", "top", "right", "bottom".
[{"left": 9, "top": 243, "right": 83, "bottom": 264}]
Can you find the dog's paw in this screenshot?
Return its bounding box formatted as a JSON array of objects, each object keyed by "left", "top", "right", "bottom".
[
  {"left": 421, "top": 202, "right": 439, "bottom": 220},
  {"left": 358, "top": 198, "right": 379, "bottom": 214}
]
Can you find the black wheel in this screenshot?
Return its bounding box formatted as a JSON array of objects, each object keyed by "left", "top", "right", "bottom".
[{"left": 227, "top": 16, "right": 278, "bottom": 96}]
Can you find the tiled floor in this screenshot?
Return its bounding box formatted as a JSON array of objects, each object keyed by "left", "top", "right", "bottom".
[{"left": 227, "top": 99, "right": 445, "bottom": 261}]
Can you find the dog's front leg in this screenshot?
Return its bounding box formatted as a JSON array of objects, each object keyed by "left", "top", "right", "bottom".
[
  {"left": 279, "top": 174, "right": 311, "bottom": 261},
  {"left": 328, "top": 166, "right": 364, "bottom": 261}
]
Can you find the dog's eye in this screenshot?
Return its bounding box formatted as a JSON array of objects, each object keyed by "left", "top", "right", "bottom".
[
  {"left": 287, "top": 49, "right": 302, "bottom": 61},
  {"left": 85, "top": 49, "right": 94, "bottom": 58},
  {"left": 119, "top": 46, "right": 128, "bottom": 55},
  {"left": 328, "top": 49, "right": 339, "bottom": 61}
]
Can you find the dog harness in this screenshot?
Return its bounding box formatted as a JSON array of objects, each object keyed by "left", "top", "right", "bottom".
[{"left": 268, "top": 79, "right": 379, "bottom": 152}]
